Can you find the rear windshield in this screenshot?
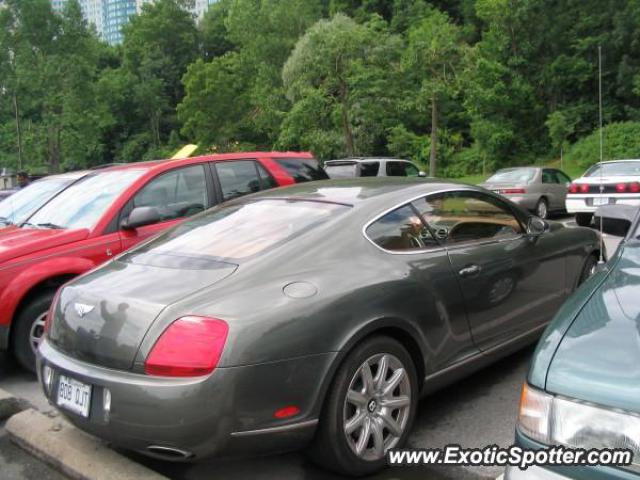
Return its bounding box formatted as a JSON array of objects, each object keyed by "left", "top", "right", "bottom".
[
  {"left": 124, "top": 199, "right": 348, "bottom": 263},
  {"left": 275, "top": 158, "right": 329, "bottom": 182},
  {"left": 584, "top": 161, "right": 640, "bottom": 177},
  {"left": 487, "top": 168, "right": 537, "bottom": 183},
  {"left": 0, "top": 176, "right": 75, "bottom": 226}
]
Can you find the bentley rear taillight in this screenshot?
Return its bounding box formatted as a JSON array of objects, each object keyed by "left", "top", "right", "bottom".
[{"left": 145, "top": 316, "right": 229, "bottom": 377}]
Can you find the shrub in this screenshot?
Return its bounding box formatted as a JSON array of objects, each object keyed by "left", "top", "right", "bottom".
[{"left": 566, "top": 122, "right": 640, "bottom": 170}]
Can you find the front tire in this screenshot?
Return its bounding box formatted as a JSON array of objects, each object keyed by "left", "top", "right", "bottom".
[
  {"left": 578, "top": 254, "right": 599, "bottom": 287},
  {"left": 575, "top": 212, "right": 593, "bottom": 227},
  {"left": 309, "top": 336, "right": 418, "bottom": 476},
  {"left": 12, "top": 290, "right": 55, "bottom": 373}
]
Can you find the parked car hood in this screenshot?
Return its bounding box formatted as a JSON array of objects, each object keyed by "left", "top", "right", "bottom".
[
  {"left": 0, "top": 227, "right": 90, "bottom": 265},
  {"left": 546, "top": 241, "right": 640, "bottom": 413},
  {"left": 48, "top": 258, "right": 238, "bottom": 371}
]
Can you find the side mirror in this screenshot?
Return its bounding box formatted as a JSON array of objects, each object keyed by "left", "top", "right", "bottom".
[
  {"left": 594, "top": 205, "right": 638, "bottom": 237},
  {"left": 121, "top": 206, "right": 162, "bottom": 230},
  {"left": 527, "top": 216, "right": 548, "bottom": 236},
  {"left": 418, "top": 171, "right": 427, "bottom": 178}
]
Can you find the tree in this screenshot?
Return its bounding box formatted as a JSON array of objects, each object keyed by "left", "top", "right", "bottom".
[
  {"left": 280, "top": 14, "right": 403, "bottom": 158},
  {"left": 545, "top": 111, "right": 575, "bottom": 169},
  {"left": 402, "top": 9, "right": 464, "bottom": 176}
]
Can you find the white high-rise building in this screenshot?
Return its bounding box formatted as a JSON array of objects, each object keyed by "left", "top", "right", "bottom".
[
  {"left": 136, "top": 0, "right": 213, "bottom": 20},
  {"left": 51, "top": 0, "right": 214, "bottom": 44}
]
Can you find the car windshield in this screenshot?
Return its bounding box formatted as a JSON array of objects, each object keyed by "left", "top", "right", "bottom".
[
  {"left": 124, "top": 199, "right": 348, "bottom": 263},
  {"left": 25, "top": 169, "right": 146, "bottom": 229},
  {"left": 0, "top": 177, "right": 76, "bottom": 226},
  {"left": 487, "top": 168, "right": 537, "bottom": 183},
  {"left": 584, "top": 161, "right": 640, "bottom": 177}
]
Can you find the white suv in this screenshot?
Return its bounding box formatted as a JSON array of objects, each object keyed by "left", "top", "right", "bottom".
[{"left": 567, "top": 159, "right": 640, "bottom": 226}]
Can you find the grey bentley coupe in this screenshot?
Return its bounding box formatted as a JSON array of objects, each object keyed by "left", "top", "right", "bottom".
[{"left": 38, "top": 178, "right": 602, "bottom": 476}]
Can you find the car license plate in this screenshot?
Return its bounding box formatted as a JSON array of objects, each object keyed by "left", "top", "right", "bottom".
[
  {"left": 57, "top": 375, "right": 92, "bottom": 418},
  {"left": 593, "top": 197, "right": 610, "bottom": 206}
]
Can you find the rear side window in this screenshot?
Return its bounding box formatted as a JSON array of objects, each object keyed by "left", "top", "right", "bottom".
[
  {"left": 133, "top": 165, "right": 208, "bottom": 221},
  {"left": 386, "top": 161, "right": 419, "bottom": 177},
  {"left": 215, "top": 160, "right": 274, "bottom": 201},
  {"left": 275, "top": 158, "right": 329, "bottom": 182},
  {"left": 542, "top": 170, "right": 559, "bottom": 184},
  {"left": 360, "top": 162, "right": 380, "bottom": 177},
  {"left": 366, "top": 204, "right": 437, "bottom": 252}
]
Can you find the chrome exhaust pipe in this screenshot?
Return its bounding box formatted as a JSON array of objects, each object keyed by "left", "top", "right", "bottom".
[{"left": 146, "top": 445, "right": 193, "bottom": 460}]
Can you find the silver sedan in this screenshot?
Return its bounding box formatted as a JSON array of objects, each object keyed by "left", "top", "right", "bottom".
[{"left": 480, "top": 167, "right": 572, "bottom": 219}]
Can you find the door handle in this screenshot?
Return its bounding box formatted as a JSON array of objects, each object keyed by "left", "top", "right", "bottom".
[{"left": 458, "top": 264, "right": 481, "bottom": 277}]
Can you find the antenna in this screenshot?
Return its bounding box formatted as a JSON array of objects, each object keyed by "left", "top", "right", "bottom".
[{"left": 598, "top": 45, "right": 605, "bottom": 265}]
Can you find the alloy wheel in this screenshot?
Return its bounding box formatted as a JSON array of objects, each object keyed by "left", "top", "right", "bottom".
[
  {"left": 343, "top": 353, "right": 411, "bottom": 461},
  {"left": 29, "top": 312, "right": 47, "bottom": 354}
]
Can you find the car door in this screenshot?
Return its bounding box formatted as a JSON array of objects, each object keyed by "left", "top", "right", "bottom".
[
  {"left": 554, "top": 170, "right": 572, "bottom": 209},
  {"left": 364, "top": 202, "right": 477, "bottom": 371},
  {"left": 414, "top": 190, "right": 565, "bottom": 351},
  {"left": 119, "top": 164, "right": 212, "bottom": 251},
  {"left": 542, "top": 169, "right": 567, "bottom": 210}
]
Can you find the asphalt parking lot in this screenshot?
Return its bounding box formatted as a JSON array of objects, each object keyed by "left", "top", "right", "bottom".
[{"left": 0, "top": 216, "right": 623, "bottom": 480}]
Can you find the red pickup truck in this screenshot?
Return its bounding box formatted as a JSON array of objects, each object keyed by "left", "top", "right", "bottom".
[{"left": 0, "top": 152, "right": 327, "bottom": 371}]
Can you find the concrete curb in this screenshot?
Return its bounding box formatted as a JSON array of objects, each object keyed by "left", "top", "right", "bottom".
[
  {"left": 0, "top": 388, "right": 28, "bottom": 420},
  {"left": 6, "top": 409, "right": 168, "bottom": 480}
]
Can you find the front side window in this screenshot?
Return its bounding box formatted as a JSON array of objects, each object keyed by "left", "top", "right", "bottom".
[
  {"left": 26, "top": 169, "right": 146, "bottom": 230},
  {"left": 386, "top": 162, "right": 411, "bottom": 177},
  {"left": 215, "top": 160, "right": 265, "bottom": 201},
  {"left": 132, "top": 165, "right": 208, "bottom": 221},
  {"left": 124, "top": 199, "right": 348, "bottom": 263},
  {"left": 556, "top": 171, "right": 572, "bottom": 184},
  {"left": 366, "top": 204, "right": 437, "bottom": 252},
  {"left": 0, "top": 177, "right": 75, "bottom": 226},
  {"left": 414, "top": 191, "right": 523, "bottom": 244}
]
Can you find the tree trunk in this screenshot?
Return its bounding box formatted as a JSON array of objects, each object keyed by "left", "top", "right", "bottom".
[
  {"left": 429, "top": 94, "right": 438, "bottom": 177},
  {"left": 339, "top": 80, "right": 355, "bottom": 157},
  {"left": 12, "top": 93, "right": 23, "bottom": 170},
  {"left": 48, "top": 125, "right": 61, "bottom": 174}
]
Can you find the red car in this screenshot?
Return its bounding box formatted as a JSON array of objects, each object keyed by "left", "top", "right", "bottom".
[{"left": 0, "top": 152, "right": 326, "bottom": 371}]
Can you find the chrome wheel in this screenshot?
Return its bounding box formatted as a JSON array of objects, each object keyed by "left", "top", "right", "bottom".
[
  {"left": 536, "top": 199, "right": 548, "bottom": 219},
  {"left": 343, "top": 353, "right": 411, "bottom": 461},
  {"left": 29, "top": 312, "right": 47, "bottom": 354}
]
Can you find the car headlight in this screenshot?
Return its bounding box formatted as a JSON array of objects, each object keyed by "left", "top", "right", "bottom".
[{"left": 518, "top": 384, "right": 640, "bottom": 466}]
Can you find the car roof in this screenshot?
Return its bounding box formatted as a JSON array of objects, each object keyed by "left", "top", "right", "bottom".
[
  {"left": 245, "top": 177, "right": 477, "bottom": 208},
  {"left": 595, "top": 159, "right": 640, "bottom": 164},
  {"left": 325, "top": 157, "right": 412, "bottom": 164},
  {"left": 94, "top": 151, "right": 314, "bottom": 175},
  {"left": 35, "top": 170, "right": 92, "bottom": 181}
]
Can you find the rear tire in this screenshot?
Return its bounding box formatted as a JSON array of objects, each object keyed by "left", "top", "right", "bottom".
[
  {"left": 575, "top": 213, "right": 593, "bottom": 227},
  {"left": 535, "top": 198, "right": 549, "bottom": 219},
  {"left": 308, "top": 336, "right": 418, "bottom": 476},
  {"left": 12, "top": 290, "right": 55, "bottom": 373}
]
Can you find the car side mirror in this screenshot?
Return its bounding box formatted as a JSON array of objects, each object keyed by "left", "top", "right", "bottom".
[
  {"left": 121, "top": 206, "right": 161, "bottom": 230},
  {"left": 594, "top": 205, "right": 638, "bottom": 237},
  {"left": 418, "top": 171, "right": 427, "bottom": 178},
  {"left": 527, "top": 216, "right": 548, "bottom": 236}
]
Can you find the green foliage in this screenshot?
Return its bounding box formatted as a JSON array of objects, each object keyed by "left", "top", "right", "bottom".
[
  {"left": 4, "top": 0, "right": 640, "bottom": 178},
  {"left": 565, "top": 122, "right": 640, "bottom": 170}
]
